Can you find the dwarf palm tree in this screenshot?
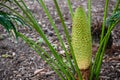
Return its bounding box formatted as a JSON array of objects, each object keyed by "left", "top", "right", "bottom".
[{"left": 0, "top": 0, "right": 120, "bottom": 80}]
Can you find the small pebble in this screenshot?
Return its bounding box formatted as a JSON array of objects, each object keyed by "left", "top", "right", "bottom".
[{"left": 0, "top": 35, "right": 4, "bottom": 40}]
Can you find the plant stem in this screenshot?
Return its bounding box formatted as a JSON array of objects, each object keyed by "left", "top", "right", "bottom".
[
  {"left": 100, "top": 0, "right": 109, "bottom": 42},
  {"left": 38, "top": 0, "right": 75, "bottom": 74},
  {"left": 95, "top": 20, "right": 120, "bottom": 79},
  {"left": 88, "top": 0, "right": 92, "bottom": 28},
  {"left": 14, "top": 0, "right": 71, "bottom": 79},
  {"left": 67, "top": 0, "right": 74, "bottom": 19},
  {"left": 113, "top": 0, "right": 120, "bottom": 14},
  {"left": 53, "top": 0, "right": 75, "bottom": 72},
  {"left": 90, "top": 0, "right": 109, "bottom": 79},
  {"left": 17, "top": 32, "right": 65, "bottom": 80},
  {"left": 53, "top": 0, "right": 83, "bottom": 80},
  {"left": 38, "top": 0, "right": 76, "bottom": 79},
  {"left": 90, "top": 20, "right": 118, "bottom": 79}
]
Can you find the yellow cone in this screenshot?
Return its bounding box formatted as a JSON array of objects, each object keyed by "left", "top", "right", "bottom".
[{"left": 72, "top": 7, "right": 92, "bottom": 70}]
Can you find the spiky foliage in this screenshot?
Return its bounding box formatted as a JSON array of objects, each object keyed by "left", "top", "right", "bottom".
[{"left": 0, "top": 11, "right": 29, "bottom": 39}]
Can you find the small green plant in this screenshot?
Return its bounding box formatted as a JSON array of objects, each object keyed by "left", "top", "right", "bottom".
[{"left": 0, "top": 0, "right": 120, "bottom": 80}]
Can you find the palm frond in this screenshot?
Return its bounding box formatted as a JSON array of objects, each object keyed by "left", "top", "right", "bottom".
[
  {"left": 106, "top": 11, "right": 120, "bottom": 26},
  {"left": 0, "top": 11, "right": 30, "bottom": 39}
]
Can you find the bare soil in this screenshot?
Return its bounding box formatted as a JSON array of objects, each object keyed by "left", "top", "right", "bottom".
[{"left": 0, "top": 0, "right": 120, "bottom": 80}]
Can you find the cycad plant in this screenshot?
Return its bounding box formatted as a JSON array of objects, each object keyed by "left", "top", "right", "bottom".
[{"left": 0, "top": 0, "right": 120, "bottom": 80}]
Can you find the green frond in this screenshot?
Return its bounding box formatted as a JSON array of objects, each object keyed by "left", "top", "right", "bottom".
[{"left": 0, "top": 11, "right": 30, "bottom": 39}]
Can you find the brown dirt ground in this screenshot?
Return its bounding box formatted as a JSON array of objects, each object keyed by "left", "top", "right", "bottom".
[{"left": 0, "top": 0, "right": 120, "bottom": 80}]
